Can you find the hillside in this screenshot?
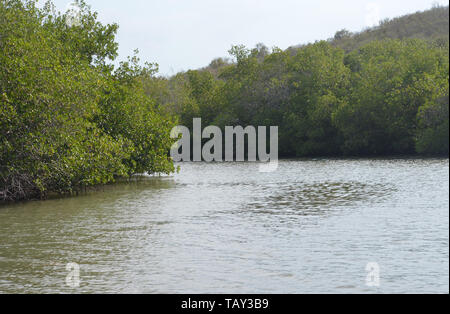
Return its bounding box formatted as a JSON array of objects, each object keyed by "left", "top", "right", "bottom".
[
  {"left": 207, "top": 6, "right": 449, "bottom": 73},
  {"left": 329, "top": 5, "right": 449, "bottom": 51}
]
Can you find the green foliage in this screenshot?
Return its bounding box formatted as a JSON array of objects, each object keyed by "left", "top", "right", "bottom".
[
  {"left": 96, "top": 53, "right": 176, "bottom": 174},
  {"left": 283, "top": 42, "right": 350, "bottom": 156},
  {"left": 156, "top": 44, "right": 448, "bottom": 159},
  {"left": 333, "top": 39, "right": 448, "bottom": 155},
  {"left": 157, "top": 36, "right": 448, "bottom": 158},
  {"left": 416, "top": 95, "right": 449, "bottom": 155},
  {"left": 0, "top": 0, "right": 175, "bottom": 201}
]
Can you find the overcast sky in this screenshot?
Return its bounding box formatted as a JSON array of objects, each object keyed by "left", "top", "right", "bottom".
[{"left": 45, "top": 0, "right": 449, "bottom": 75}]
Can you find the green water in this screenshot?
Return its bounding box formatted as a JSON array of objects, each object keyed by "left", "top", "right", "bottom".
[{"left": 0, "top": 159, "right": 448, "bottom": 293}]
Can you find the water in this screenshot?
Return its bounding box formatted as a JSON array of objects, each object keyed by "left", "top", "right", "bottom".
[{"left": 0, "top": 158, "right": 448, "bottom": 294}]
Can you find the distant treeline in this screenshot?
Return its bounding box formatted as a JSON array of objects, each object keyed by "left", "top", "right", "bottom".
[
  {"left": 146, "top": 6, "right": 449, "bottom": 158},
  {"left": 0, "top": 0, "right": 176, "bottom": 201}
]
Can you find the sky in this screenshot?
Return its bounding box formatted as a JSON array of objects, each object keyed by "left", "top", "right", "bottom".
[{"left": 44, "top": 0, "right": 449, "bottom": 76}]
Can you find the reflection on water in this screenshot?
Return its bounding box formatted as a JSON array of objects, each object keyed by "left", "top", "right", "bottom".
[
  {"left": 246, "top": 181, "right": 393, "bottom": 215},
  {"left": 0, "top": 158, "right": 448, "bottom": 294}
]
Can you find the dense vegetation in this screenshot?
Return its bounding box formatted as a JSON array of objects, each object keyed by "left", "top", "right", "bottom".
[
  {"left": 0, "top": 0, "right": 176, "bottom": 201},
  {"left": 146, "top": 6, "right": 449, "bottom": 158},
  {"left": 1, "top": 1, "right": 448, "bottom": 202}
]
